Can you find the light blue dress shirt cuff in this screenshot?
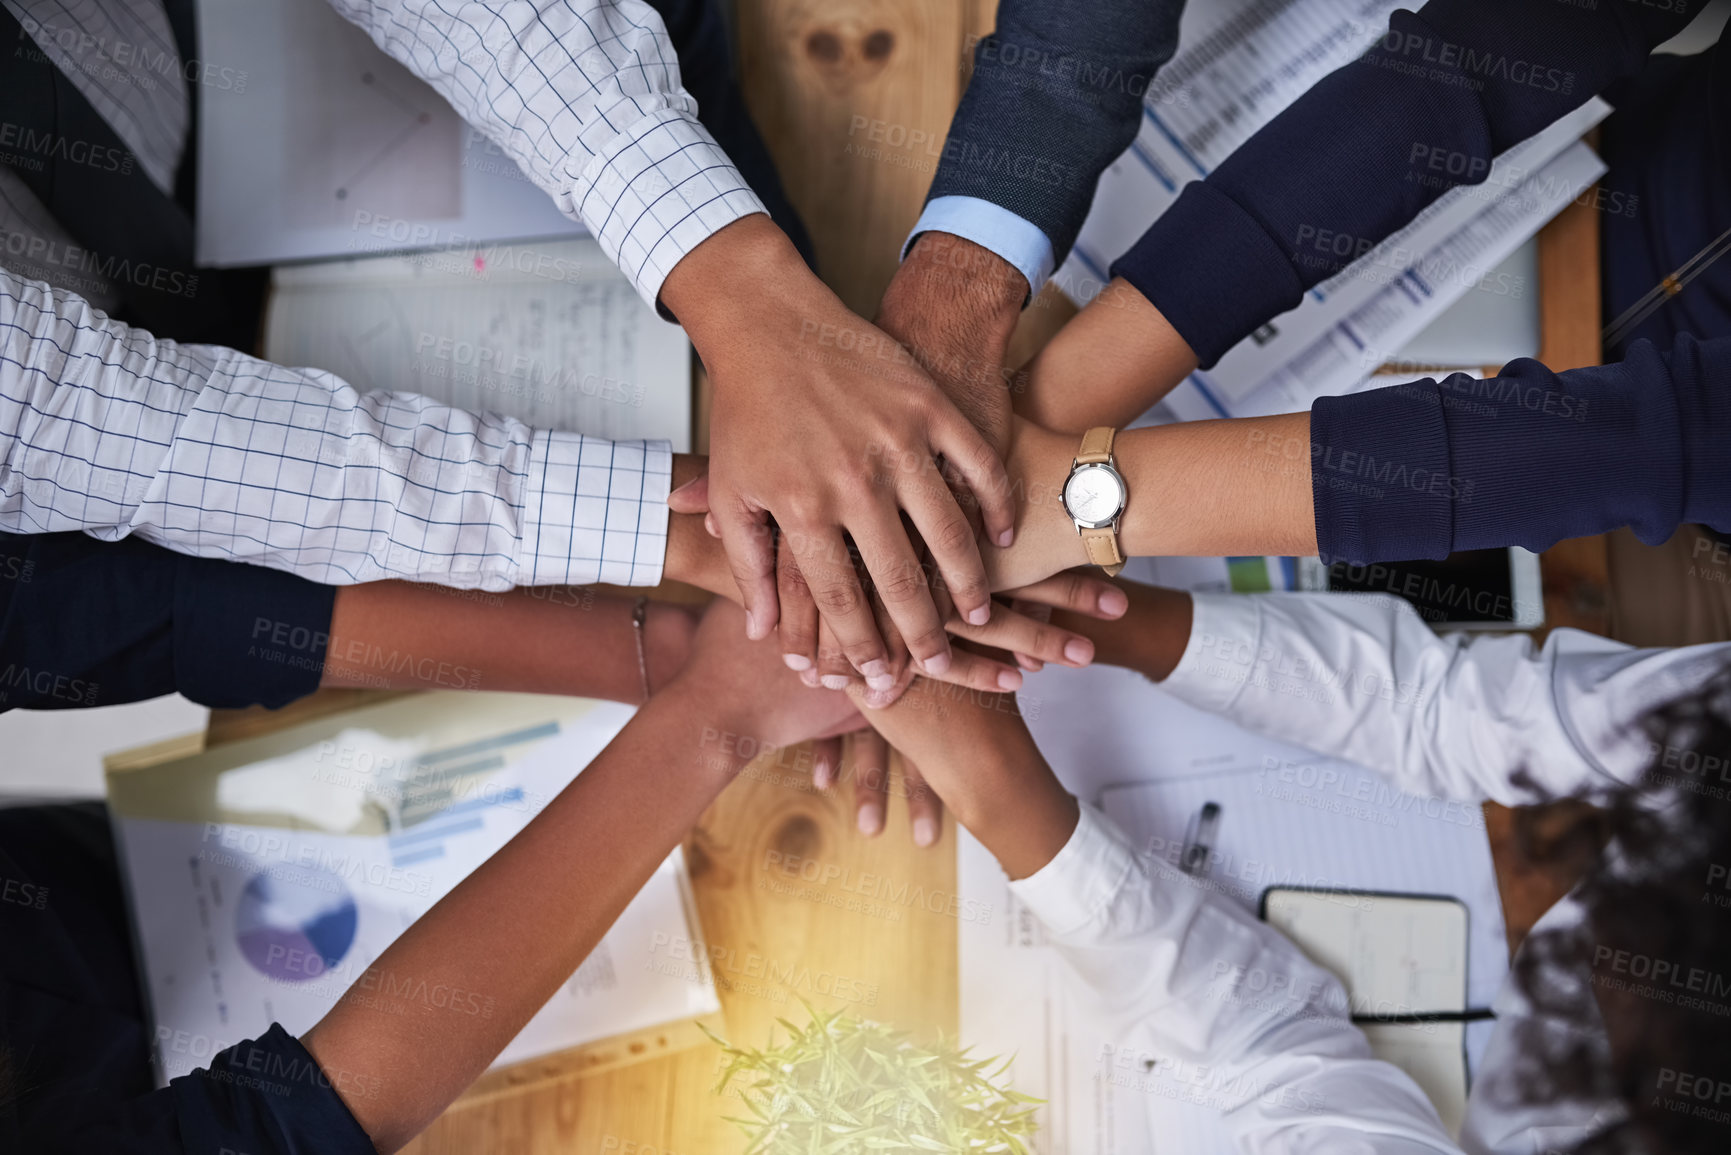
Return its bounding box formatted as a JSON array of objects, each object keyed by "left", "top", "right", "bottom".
[{"left": 903, "top": 196, "right": 1056, "bottom": 300}]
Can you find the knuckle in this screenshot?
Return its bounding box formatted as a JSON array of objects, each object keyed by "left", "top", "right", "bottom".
[
  {"left": 929, "top": 514, "right": 975, "bottom": 557},
  {"left": 876, "top": 563, "right": 929, "bottom": 605},
  {"left": 815, "top": 581, "right": 862, "bottom": 616}
]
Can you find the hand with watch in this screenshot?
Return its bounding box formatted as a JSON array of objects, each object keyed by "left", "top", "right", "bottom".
[
  {"left": 982, "top": 413, "right": 1319, "bottom": 591},
  {"left": 1061, "top": 426, "right": 1129, "bottom": 577}
]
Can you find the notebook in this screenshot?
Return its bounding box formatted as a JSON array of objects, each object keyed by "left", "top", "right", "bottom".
[{"left": 1263, "top": 889, "right": 1472, "bottom": 1136}]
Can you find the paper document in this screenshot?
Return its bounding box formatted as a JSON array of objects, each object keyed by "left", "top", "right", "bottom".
[
  {"left": 107, "top": 693, "right": 718, "bottom": 1084},
  {"left": 959, "top": 668, "right": 1506, "bottom": 1152},
  {"left": 1057, "top": 0, "right": 1608, "bottom": 421},
  {"left": 196, "top": 0, "right": 580, "bottom": 266},
  {"left": 266, "top": 239, "right": 692, "bottom": 448}
]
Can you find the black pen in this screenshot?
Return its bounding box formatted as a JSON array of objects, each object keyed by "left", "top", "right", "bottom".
[{"left": 1180, "top": 801, "right": 1222, "bottom": 877}]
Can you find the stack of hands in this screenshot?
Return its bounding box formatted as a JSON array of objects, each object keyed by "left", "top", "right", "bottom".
[{"left": 648, "top": 219, "right": 1221, "bottom": 843}]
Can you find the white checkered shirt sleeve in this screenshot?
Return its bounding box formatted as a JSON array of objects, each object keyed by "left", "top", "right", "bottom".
[
  {"left": 325, "top": 0, "right": 768, "bottom": 306},
  {"left": 0, "top": 267, "right": 670, "bottom": 589}
]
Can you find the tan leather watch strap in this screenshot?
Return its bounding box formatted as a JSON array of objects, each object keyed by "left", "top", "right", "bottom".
[
  {"left": 1076, "top": 425, "right": 1116, "bottom": 465},
  {"left": 1081, "top": 526, "right": 1125, "bottom": 576}
]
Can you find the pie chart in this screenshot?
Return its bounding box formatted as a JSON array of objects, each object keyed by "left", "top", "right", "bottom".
[{"left": 235, "top": 865, "right": 358, "bottom": 982}]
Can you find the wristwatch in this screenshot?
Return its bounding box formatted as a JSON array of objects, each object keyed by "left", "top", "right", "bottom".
[{"left": 1061, "top": 426, "right": 1127, "bottom": 576}]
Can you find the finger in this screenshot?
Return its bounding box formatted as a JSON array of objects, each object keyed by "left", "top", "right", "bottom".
[
  {"left": 849, "top": 506, "right": 952, "bottom": 676},
  {"left": 902, "top": 756, "right": 943, "bottom": 849},
  {"left": 948, "top": 601, "right": 1096, "bottom": 668},
  {"left": 776, "top": 533, "right": 819, "bottom": 673},
  {"left": 793, "top": 526, "right": 891, "bottom": 679},
  {"left": 929, "top": 645, "right": 1024, "bottom": 694},
  {"left": 1008, "top": 597, "right": 1052, "bottom": 671},
  {"left": 815, "top": 616, "right": 856, "bottom": 691},
  {"left": 668, "top": 471, "right": 710, "bottom": 515},
  {"left": 810, "top": 736, "right": 843, "bottom": 792},
  {"left": 714, "top": 505, "right": 779, "bottom": 639},
  {"left": 1004, "top": 572, "right": 1130, "bottom": 620},
  {"left": 928, "top": 408, "right": 1016, "bottom": 548},
  {"left": 896, "top": 469, "right": 994, "bottom": 637},
  {"left": 849, "top": 730, "right": 891, "bottom": 837},
  {"left": 867, "top": 576, "right": 914, "bottom": 691}
]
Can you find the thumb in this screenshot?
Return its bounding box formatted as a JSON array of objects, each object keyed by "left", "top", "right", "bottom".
[{"left": 668, "top": 470, "right": 711, "bottom": 514}]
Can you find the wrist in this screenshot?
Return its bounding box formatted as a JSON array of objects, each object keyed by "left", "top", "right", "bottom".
[
  {"left": 985, "top": 420, "right": 1087, "bottom": 589},
  {"left": 658, "top": 214, "right": 815, "bottom": 358}
]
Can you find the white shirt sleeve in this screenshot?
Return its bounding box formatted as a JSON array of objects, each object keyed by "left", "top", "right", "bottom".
[
  {"left": 323, "top": 0, "right": 766, "bottom": 306},
  {"left": 1012, "top": 803, "right": 1463, "bottom": 1154},
  {"left": 1161, "top": 592, "right": 1730, "bottom": 805},
  {"left": 0, "top": 268, "right": 670, "bottom": 588}
]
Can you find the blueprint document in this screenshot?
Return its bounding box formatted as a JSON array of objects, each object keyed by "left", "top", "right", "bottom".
[{"left": 1057, "top": 0, "right": 1610, "bottom": 417}]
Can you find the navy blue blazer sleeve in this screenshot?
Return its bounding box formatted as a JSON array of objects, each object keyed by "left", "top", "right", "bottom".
[
  {"left": 1311, "top": 334, "right": 1731, "bottom": 563},
  {"left": 1112, "top": 0, "right": 1696, "bottom": 367},
  {"left": 0, "top": 532, "right": 334, "bottom": 712},
  {"left": 925, "top": 0, "right": 1184, "bottom": 269}
]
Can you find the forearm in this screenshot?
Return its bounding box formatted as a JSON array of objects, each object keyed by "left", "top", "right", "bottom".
[
  {"left": 1314, "top": 335, "right": 1731, "bottom": 564},
  {"left": 1016, "top": 278, "right": 1199, "bottom": 432},
  {"left": 321, "top": 583, "right": 694, "bottom": 700},
  {"left": 301, "top": 684, "right": 746, "bottom": 1150},
  {"left": 856, "top": 680, "right": 1076, "bottom": 879},
  {"left": 986, "top": 414, "right": 1317, "bottom": 589},
  {"left": 1049, "top": 579, "right": 1192, "bottom": 683}
]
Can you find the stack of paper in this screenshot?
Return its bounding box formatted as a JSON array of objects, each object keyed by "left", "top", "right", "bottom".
[{"left": 1057, "top": 0, "right": 1610, "bottom": 420}]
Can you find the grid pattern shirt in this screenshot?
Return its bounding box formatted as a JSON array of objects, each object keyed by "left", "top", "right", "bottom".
[
  {"left": 329, "top": 0, "right": 768, "bottom": 306},
  {"left": 0, "top": 267, "right": 672, "bottom": 588}
]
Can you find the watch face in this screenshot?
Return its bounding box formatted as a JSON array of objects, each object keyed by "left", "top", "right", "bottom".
[{"left": 1063, "top": 464, "right": 1125, "bottom": 528}]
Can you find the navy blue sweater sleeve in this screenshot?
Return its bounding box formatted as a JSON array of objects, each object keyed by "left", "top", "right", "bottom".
[
  {"left": 1311, "top": 334, "right": 1731, "bottom": 564},
  {"left": 166, "top": 1025, "right": 376, "bottom": 1155},
  {"left": 0, "top": 532, "right": 334, "bottom": 712},
  {"left": 1112, "top": 0, "right": 1695, "bottom": 367},
  {"left": 926, "top": 0, "right": 1183, "bottom": 268}
]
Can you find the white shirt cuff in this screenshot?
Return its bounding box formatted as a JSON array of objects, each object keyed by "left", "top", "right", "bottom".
[
  {"left": 522, "top": 432, "right": 672, "bottom": 586},
  {"left": 578, "top": 108, "right": 768, "bottom": 310},
  {"left": 903, "top": 196, "right": 1056, "bottom": 300},
  {"left": 1007, "top": 802, "right": 1138, "bottom": 940},
  {"left": 1162, "top": 593, "right": 1265, "bottom": 717}
]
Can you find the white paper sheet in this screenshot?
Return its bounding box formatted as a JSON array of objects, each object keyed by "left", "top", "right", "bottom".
[
  {"left": 108, "top": 693, "right": 718, "bottom": 1084},
  {"left": 265, "top": 239, "right": 692, "bottom": 448},
  {"left": 195, "top": 0, "right": 580, "bottom": 266}
]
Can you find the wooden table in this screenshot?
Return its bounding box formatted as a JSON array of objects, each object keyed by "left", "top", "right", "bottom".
[{"left": 207, "top": 2, "right": 1612, "bottom": 1148}]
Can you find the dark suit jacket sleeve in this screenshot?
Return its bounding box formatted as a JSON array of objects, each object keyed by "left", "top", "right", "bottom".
[
  {"left": 0, "top": 531, "right": 334, "bottom": 712},
  {"left": 1111, "top": 0, "right": 1695, "bottom": 367},
  {"left": 924, "top": 0, "right": 1186, "bottom": 269},
  {"left": 1311, "top": 334, "right": 1731, "bottom": 563}
]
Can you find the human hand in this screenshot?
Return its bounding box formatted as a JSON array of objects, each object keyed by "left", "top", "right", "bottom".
[
  {"left": 875, "top": 231, "right": 1027, "bottom": 455},
  {"left": 660, "top": 215, "right": 1016, "bottom": 683},
  {"left": 665, "top": 599, "right": 864, "bottom": 756},
  {"left": 844, "top": 674, "right": 1077, "bottom": 881},
  {"left": 801, "top": 728, "right": 945, "bottom": 848}
]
